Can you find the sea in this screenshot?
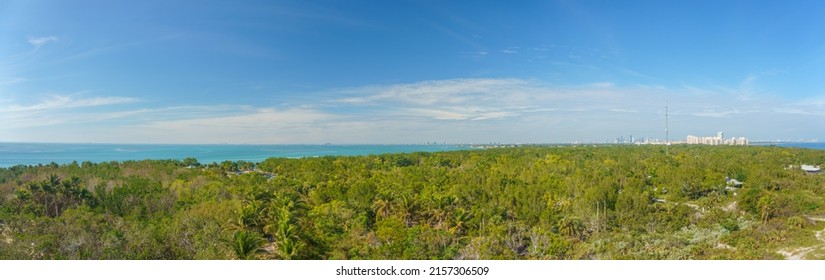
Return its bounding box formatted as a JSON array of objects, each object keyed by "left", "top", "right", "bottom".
[
  {"left": 0, "top": 143, "right": 472, "bottom": 168},
  {"left": 752, "top": 142, "right": 825, "bottom": 150},
  {"left": 2, "top": 142, "right": 824, "bottom": 168}
]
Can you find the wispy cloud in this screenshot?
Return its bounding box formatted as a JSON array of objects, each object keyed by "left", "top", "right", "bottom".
[
  {"left": 0, "top": 94, "right": 140, "bottom": 134},
  {"left": 27, "top": 36, "right": 59, "bottom": 49},
  {"left": 501, "top": 47, "right": 519, "bottom": 54},
  {"left": 0, "top": 95, "right": 137, "bottom": 113},
  {"left": 608, "top": 108, "right": 638, "bottom": 113},
  {"left": 4, "top": 78, "right": 824, "bottom": 144},
  {"left": 615, "top": 67, "right": 653, "bottom": 80},
  {"left": 109, "top": 108, "right": 339, "bottom": 144},
  {"left": 589, "top": 82, "right": 614, "bottom": 88},
  {"left": 692, "top": 109, "right": 742, "bottom": 118},
  {"left": 143, "top": 108, "right": 329, "bottom": 130},
  {"left": 336, "top": 78, "right": 534, "bottom": 105},
  {"left": 429, "top": 22, "right": 485, "bottom": 50},
  {"left": 0, "top": 77, "right": 27, "bottom": 86},
  {"left": 327, "top": 77, "right": 825, "bottom": 141},
  {"left": 403, "top": 107, "right": 516, "bottom": 121}
]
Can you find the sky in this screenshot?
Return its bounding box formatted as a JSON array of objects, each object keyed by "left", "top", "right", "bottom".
[{"left": 2, "top": 0, "right": 825, "bottom": 144}]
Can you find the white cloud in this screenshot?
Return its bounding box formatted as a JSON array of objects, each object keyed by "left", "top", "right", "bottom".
[
  {"left": 0, "top": 95, "right": 137, "bottom": 113},
  {"left": 4, "top": 78, "right": 824, "bottom": 144},
  {"left": 326, "top": 78, "right": 825, "bottom": 142},
  {"left": 590, "top": 82, "right": 614, "bottom": 88},
  {"left": 336, "top": 78, "right": 538, "bottom": 106},
  {"left": 403, "top": 107, "right": 516, "bottom": 121},
  {"left": 119, "top": 108, "right": 339, "bottom": 144},
  {"left": 27, "top": 36, "right": 58, "bottom": 49},
  {"left": 1, "top": 103, "right": 340, "bottom": 144},
  {"left": 144, "top": 108, "right": 329, "bottom": 129},
  {"left": 609, "top": 109, "right": 638, "bottom": 113},
  {"left": 772, "top": 106, "right": 825, "bottom": 116},
  {"left": 404, "top": 108, "right": 469, "bottom": 120},
  {"left": 0, "top": 77, "right": 27, "bottom": 87},
  {"left": 332, "top": 78, "right": 567, "bottom": 123},
  {"left": 501, "top": 48, "right": 519, "bottom": 54},
  {"left": 0, "top": 95, "right": 140, "bottom": 132},
  {"left": 692, "top": 110, "right": 740, "bottom": 118}
]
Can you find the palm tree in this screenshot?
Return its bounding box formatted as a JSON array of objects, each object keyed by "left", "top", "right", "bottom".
[
  {"left": 230, "top": 230, "right": 265, "bottom": 260},
  {"left": 263, "top": 207, "right": 303, "bottom": 259},
  {"left": 398, "top": 195, "right": 419, "bottom": 226},
  {"left": 275, "top": 235, "right": 302, "bottom": 260},
  {"left": 758, "top": 195, "right": 774, "bottom": 224},
  {"left": 372, "top": 198, "right": 391, "bottom": 220},
  {"left": 449, "top": 208, "right": 471, "bottom": 235},
  {"left": 557, "top": 217, "right": 586, "bottom": 240}
]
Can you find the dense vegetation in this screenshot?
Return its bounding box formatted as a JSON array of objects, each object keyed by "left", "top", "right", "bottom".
[{"left": 2, "top": 145, "right": 825, "bottom": 259}]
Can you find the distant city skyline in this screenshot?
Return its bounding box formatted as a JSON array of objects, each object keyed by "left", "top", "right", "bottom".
[
  {"left": 686, "top": 131, "right": 748, "bottom": 146},
  {"left": 2, "top": 1, "right": 825, "bottom": 144}
]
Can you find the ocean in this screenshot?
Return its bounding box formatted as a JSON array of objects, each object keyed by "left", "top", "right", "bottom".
[
  {"left": 2, "top": 142, "right": 824, "bottom": 168},
  {"left": 753, "top": 142, "right": 825, "bottom": 150},
  {"left": 0, "top": 143, "right": 471, "bottom": 168}
]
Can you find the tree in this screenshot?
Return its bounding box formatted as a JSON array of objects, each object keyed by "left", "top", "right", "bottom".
[
  {"left": 22, "top": 175, "right": 92, "bottom": 217},
  {"left": 758, "top": 195, "right": 774, "bottom": 224},
  {"left": 229, "top": 230, "right": 265, "bottom": 260},
  {"left": 182, "top": 157, "right": 200, "bottom": 167},
  {"left": 557, "top": 217, "right": 586, "bottom": 241}
]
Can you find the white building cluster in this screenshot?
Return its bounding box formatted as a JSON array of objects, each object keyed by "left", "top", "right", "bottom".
[{"left": 686, "top": 132, "right": 748, "bottom": 145}]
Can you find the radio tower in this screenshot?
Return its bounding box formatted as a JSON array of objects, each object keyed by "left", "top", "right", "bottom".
[{"left": 665, "top": 102, "right": 669, "bottom": 154}]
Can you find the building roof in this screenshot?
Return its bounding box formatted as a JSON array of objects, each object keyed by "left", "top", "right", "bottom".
[
  {"left": 726, "top": 177, "right": 744, "bottom": 187},
  {"left": 801, "top": 165, "right": 821, "bottom": 172}
]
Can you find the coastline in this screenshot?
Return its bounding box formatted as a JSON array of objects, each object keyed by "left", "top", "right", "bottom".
[{"left": 0, "top": 143, "right": 472, "bottom": 168}]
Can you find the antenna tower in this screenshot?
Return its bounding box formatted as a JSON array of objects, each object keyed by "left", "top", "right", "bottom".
[{"left": 665, "top": 103, "right": 669, "bottom": 154}]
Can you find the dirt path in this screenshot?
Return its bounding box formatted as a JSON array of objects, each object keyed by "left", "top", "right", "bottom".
[{"left": 777, "top": 216, "right": 825, "bottom": 260}]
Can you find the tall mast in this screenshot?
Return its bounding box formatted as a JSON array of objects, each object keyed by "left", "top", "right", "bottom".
[{"left": 665, "top": 102, "right": 669, "bottom": 154}]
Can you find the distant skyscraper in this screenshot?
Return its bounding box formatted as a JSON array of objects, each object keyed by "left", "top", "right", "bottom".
[{"left": 686, "top": 131, "right": 748, "bottom": 146}]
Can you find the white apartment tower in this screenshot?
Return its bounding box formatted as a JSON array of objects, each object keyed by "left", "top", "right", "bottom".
[{"left": 686, "top": 131, "right": 748, "bottom": 146}]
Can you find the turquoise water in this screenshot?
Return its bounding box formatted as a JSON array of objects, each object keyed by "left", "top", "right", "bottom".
[
  {"left": 754, "top": 142, "right": 825, "bottom": 150},
  {"left": 0, "top": 143, "right": 471, "bottom": 168},
  {"left": 3, "top": 142, "right": 824, "bottom": 168}
]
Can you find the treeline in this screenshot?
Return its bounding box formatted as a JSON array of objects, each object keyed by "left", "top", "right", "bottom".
[{"left": 1, "top": 145, "right": 825, "bottom": 259}]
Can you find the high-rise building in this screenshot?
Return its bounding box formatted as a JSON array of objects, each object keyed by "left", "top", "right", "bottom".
[{"left": 686, "top": 132, "right": 748, "bottom": 146}]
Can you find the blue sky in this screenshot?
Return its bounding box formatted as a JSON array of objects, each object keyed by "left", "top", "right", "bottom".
[{"left": 2, "top": 0, "right": 825, "bottom": 144}]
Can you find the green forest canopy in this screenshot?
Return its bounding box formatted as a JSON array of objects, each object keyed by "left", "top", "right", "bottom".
[{"left": 1, "top": 145, "right": 825, "bottom": 259}]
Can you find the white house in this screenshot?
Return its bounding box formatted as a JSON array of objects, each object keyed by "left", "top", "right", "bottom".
[{"left": 801, "top": 165, "right": 822, "bottom": 175}]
